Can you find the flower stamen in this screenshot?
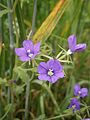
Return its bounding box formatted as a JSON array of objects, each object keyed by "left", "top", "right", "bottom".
[
  {"left": 48, "top": 69, "right": 54, "bottom": 76},
  {"left": 27, "top": 49, "right": 33, "bottom": 58},
  {"left": 72, "top": 105, "right": 76, "bottom": 109},
  {"left": 78, "top": 91, "right": 81, "bottom": 95}
]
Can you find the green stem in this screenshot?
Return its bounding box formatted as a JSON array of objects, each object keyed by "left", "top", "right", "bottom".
[
  {"left": 0, "top": 0, "right": 5, "bottom": 77},
  {"left": 7, "top": 0, "right": 14, "bottom": 78},
  {"left": 24, "top": 0, "right": 37, "bottom": 119},
  {"left": 15, "top": 0, "right": 26, "bottom": 43},
  {"left": 75, "top": 113, "right": 82, "bottom": 120},
  {"left": 43, "top": 83, "right": 60, "bottom": 112},
  {"left": 58, "top": 50, "right": 71, "bottom": 60},
  {"left": 31, "top": 0, "right": 37, "bottom": 36},
  {"left": 0, "top": 104, "right": 11, "bottom": 120},
  {"left": 24, "top": 65, "right": 34, "bottom": 120},
  {"left": 76, "top": 0, "right": 85, "bottom": 36},
  {"left": 40, "top": 94, "right": 45, "bottom": 116},
  {"left": 24, "top": 79, "right": 30, "bottom": 120},
  {"left": 7, "top": 86, "right": 11, "bottom": 120},
  {"left": 28, "top": 0, "right": 37, "bottom": 39},
  {"left": 7, "top": 1, "right": 14, "bottom": 119},
  {"left": 59, "top": 54, "right": 67, "bottom": 60},
  {"left": 45, "top": 113, "right": 72, "bottom": 120}
]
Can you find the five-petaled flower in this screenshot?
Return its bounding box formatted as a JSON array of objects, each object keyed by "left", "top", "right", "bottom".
[
  {"left": 15, "top": 40, "right": 40, "bottom": 62},
  {"left": 38, "top": 59, "right": 64, "bottom": 83},
  {"left": 68, "top": 34, "right": 86, "bottom": 54},
  {"left": 74, "top": 84, "right": 88, "bottom": 98},
  {"left": 68, "top": 98, "right": 80, "bottom": 112}
]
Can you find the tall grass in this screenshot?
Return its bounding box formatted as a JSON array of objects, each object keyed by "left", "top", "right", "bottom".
[{"left": 0, "top": 0, "right": 90, "bottom": 120}]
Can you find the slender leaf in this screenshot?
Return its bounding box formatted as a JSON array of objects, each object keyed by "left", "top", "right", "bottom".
[
  {"left": 0, "top": 9, "right": 11, "bottom": 18},
  {"left": 32, "top": 0, "right": 70, "bottom": 42}
]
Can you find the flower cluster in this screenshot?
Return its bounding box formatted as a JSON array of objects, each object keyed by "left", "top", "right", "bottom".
[
  {"left": 15, "top": 34, "right": 88, "bottom": 117},
  {"left": 15, "top": 40, "right": 65, "bottom": 83},
  {"left": 15, "top": 34, "right": 87, "bottom": 84},
  {"left": 68, "top": 84, "right": 88, "bottom": 112}
]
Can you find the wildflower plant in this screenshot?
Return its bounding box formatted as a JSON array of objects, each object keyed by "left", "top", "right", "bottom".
[
  {"left": 14, "top": 34, "right": 89, "bottom": 119},
  {"left": 0, "top": 0, "right": 90, "bottom": 120},
  {"left": 68, "top": 84, "right": 88, "bottom": 112}
]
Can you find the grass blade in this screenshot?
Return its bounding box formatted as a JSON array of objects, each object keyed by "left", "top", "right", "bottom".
[{"left": 32, "top": 0, "right": 70, "bottom": 42}]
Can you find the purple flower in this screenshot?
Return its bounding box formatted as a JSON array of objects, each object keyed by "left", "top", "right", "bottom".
[
  {"left": 38, "top": 59, "right": 64, "bottom": 83},
  {"left": 68, "top": 35, "right": 86, "bottom": 53},
  {"left": 74, "top": 84, "right": 88, "bottom": 98},
  {"left": 15, "top": 40, "right": 40, "bottom": 62},
  {"left": 68, "top": 98, "right": 80, "bottom": 112}
]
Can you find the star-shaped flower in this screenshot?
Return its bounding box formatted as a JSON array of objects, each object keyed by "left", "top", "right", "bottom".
[
  {"left": 74, "top": 84, "right": 88, "bottom": 98},
  {"left": 68, "top": 98, "right": 80, "bottom": 112},
  {"left": 15, "top": 40, "right": 40, "bottom": 62},
  {"left": 68, "top": 35, "right": 86, "bottom": 54},
  {"left": 38, "top": 59, "right": 64, "bottom": 83}
]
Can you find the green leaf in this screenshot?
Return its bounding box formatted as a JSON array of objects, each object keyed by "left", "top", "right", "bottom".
[
  {"left": 32, "top": 0, "right": 71, "bottom": 42},
  {"left": 14, "top": 85, "right": 24, "bottom": 95},
  {"left": 5, "top": 104, "right": 12, "bottom": 112},
  {"left": 14, "top": 67, "right": 29, "bottom": 82},
  {"left": 0, "top": 78, "right": 8, "bottom": 86},
  {"left": 0, "top": 9, "right": 11, "bottom": 18},
  {"left": 0, "top": 3, "right": 9, "bottom": 9}
]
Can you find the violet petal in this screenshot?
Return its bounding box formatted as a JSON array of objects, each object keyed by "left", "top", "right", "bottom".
[
  {"left": 68, "top": 35, "right": 76, "bottom": 52},
  {"left": 19, "top": 56, "right": 30, "bottom": 62},
  {"left": 68, "top": 98, "right": 80, "bottom": 111},
  {"left": 38, "top": 62, "right": 47, "bottom": 74},
  {"left": 80, "top": 88, "right": 88, "bottom": 98},
  {"left": 15, "top": 48, "right": 26, "bottom": 57},
  {"left": 74, "top": 84, "right": 81, "bottom": 96},
  {"left": 47, "top": 59, "right": 63, "bottom": 71},
  {"left": 23, "top": 40, "right": 34, "bottom": 51},
  {"left": 55, "top": 71, "right": 64, "bottom": 78},
  {"left": 75, "top": 44, "right": 86, "bottom": 52},
  {"left": 38, "top": 74, "right": 50, "bottom": 81},
  {"left": 34, "top": 42, "right": 41, "bottom": 53},
  {"left": 51, "top": 75, "right": 58, "bottom": 83}
]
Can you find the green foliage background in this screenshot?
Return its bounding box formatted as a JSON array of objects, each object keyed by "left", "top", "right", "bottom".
[{"left": 0, "top": 0, "right": 90, "bottom": 120}]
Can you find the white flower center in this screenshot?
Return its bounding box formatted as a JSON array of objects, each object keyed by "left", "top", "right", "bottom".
[
  {"left": 28, "top": 53, "right": 33, "bottom": 58},
  {"left": 72, "top": 105, "right": 76, "bottom": 110},
  {"left": 72, "top": 105, "right": 76, "bottom": 109},
  {"left": 67, "top": 49, "right": 72, "bottom": 55},
  {"left": 48, "top": 69, "right": 54, "bottom": 76},
  {"left": 78, "top": 91, "right": 81, "bottom": 95},
  {"left": 27, "top": 49, "right": 31, "bottom": 53},
  {"left": 27, "top": 49, "right": 33, "bottom": 58}
]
